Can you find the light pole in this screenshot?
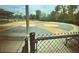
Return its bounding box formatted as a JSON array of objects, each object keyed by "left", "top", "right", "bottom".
[
  {"left": 25, "top": 5, "right": 29, "bottom": 35},
  {"left": 25, "top": 5, "right": 30, "bottom": 53},
  {"left": 22, "top": 5, "right": 29, "bottom": 53}
]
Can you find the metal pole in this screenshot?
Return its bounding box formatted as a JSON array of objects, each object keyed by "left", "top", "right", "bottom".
[
  {"left": 25, "top": 5, "right": 29, "bottom": 35},
  {"left": 25, "top": 5, "right": 30, "bottom": 53}
]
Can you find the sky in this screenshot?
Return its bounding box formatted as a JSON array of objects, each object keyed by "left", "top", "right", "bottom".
[{"left": 0, "top": 5, "right": 56, "bottom": 16}]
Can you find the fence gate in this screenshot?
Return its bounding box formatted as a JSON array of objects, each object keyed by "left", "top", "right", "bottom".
[{"left": 29, "top": 32, "right": 79, "bottom": 53}]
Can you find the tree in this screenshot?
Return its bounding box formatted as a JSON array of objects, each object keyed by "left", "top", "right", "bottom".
[
  {"left": 54, "top": 5, "right": 61, "bottom": 20},
  {"left": 0, "top": 8, "right": 14, "bottom": 19},
  {"left": 48, "top": 5, "right": 62, "bottom": 21},
  {"left": 48, "top": 5, "right": 79, "bottom": 24},
  {"left": 58, "top": 5, "right": 69, "bottom": 22},
  {"left": 48, "top": 11, "right": 56, "bottom": 20},
  {"left": 74, "top": 11, "right": 79, "bottom": 24},
  {"left": 30, "top": 14, "right": 36, "bottom": 19},
  {"left": 67, "top": 5, "right": 78, "bottom": 22}
]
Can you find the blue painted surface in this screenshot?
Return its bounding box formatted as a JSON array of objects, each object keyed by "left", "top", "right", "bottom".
[
  {"left": 41, "top": 21, "right": 73, "bottom": 31},
  {"left": 56, "top": 24, "right": 73, "bottom": 31},
  {"left": 30, "top": 27, "right": 52, "bottom": 35},
  {"left": 0, "top": 26, "right": 52, "bottom": 35},
  {"left": 0, "top": 22, "right": 74, "bottom": 35}
]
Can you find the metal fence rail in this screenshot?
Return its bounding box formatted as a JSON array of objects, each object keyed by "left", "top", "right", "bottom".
[{"left": 29, "top": 32, "right": 79, "bottom": 53}]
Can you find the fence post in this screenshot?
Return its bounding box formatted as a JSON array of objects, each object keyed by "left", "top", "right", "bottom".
[
  {"left": 30, "top": 32, "right": 36, "bottom": 53},
  {"left": 22, "top": 38, "right": 28, "bottom": 53}
]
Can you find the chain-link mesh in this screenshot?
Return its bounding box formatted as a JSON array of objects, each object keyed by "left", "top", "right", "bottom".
[{"left": 35, "top": 34, "right": 79, "bottom": 53}]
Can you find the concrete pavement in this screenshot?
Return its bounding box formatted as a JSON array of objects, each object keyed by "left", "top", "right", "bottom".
[
  {"left": 0, "top": 20, "right": 79, "bottom": 53},
  {"left": 29, "top": 21, "right": 79, "bottom": 34},
  {"left": 0, "top": 22, "right": 25, "bottom": 53},
  {"left": 0, "top": 22, "right": 21, "bottom": 31}
]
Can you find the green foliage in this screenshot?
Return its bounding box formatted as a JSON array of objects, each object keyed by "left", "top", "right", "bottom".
[
  {"left": 0, "top": 8, "right": 14, "bottom": 19},
  {"left": 48, "top": 5, "right": 79, "bottom": 25},
  {"left": 30, "top": 14, "right": 36, "bottom": 19}
]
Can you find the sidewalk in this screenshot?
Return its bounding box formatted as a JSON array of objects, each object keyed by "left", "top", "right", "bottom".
[{"left": 0, "top": 22, "right": 25, "bottom": 53}]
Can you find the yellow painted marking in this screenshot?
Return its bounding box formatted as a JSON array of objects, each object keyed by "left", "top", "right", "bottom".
[
  {"left": 44, "top": 24, "right": 58, "bottom": 27},
  {"left": 37, "top": 24, "right": 66, "bottom": 33}
]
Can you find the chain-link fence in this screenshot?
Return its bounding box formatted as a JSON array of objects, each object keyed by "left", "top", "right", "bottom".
[
  {"left": 29, "top": 32, "right": 79, "bottom": 53},
  {"left": 0, "top": 5, "right": 79, "bottom": 53}
]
